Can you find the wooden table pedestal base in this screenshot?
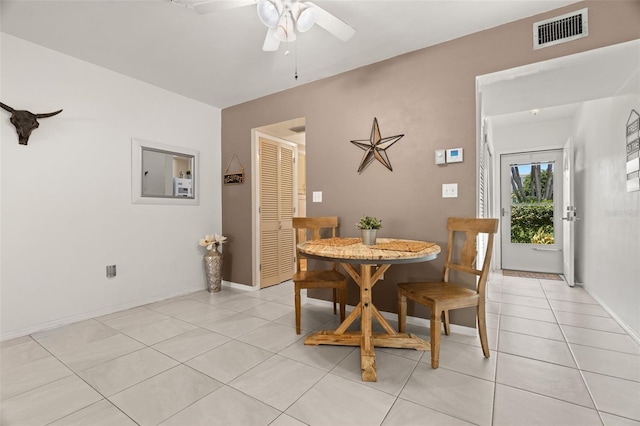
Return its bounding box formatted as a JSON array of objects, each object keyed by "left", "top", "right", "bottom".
[{"left": 304, "top": 263, "right": 431, "bottom": 382}]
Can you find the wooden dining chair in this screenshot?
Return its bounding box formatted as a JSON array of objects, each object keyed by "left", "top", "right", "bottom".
[
  {"left": 293, "top": 217, "right": 347, "bottom": 334},
  {"left": 397, "top": 217, "right": 499, "bottom": 368}
]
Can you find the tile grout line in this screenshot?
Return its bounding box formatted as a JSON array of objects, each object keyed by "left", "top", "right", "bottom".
[
  {"left": 490, "top": 273, "right": 503, "bottom": 426},
  {"left": 28, "top": 335, "right": 140, "bottom": 426},
  {"left": 25, "top": 295, "right": 291, "bottom": 425},
  {"left": 541, "top": 278, "right": 605, "bottom": 424},
  {"left": 492, "top": 274, "right": 606, "bottom": 422}
]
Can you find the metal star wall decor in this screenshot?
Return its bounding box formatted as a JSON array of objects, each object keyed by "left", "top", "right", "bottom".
[{"left": 350, "top": 117, "right": 404, "bottom": 173}]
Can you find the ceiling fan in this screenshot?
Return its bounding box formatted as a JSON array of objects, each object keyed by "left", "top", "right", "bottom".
[{"left": 173, "top": 0, "right": 356, "bottom": 51}]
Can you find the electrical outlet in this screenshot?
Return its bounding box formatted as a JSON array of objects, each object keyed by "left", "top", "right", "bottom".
[
  {"left": 442, "top": 183, "right": 458, "bottom": 198},
  {"left": 106, "top": 265, "right": 117, "bottom": 278}
]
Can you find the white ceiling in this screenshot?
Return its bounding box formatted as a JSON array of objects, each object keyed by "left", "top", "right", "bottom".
[
  {"left": 479, "top": 39, "right": 640, "bottom": 130},
  {"left": 1, "top": 0, "right": 581, "bottom": 109}
]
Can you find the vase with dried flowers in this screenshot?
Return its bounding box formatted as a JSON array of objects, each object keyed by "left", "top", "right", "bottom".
[{"left": 199, "top": 233, "right": 227, "bottom": 292}]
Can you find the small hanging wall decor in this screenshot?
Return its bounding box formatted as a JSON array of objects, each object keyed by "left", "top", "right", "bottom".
[
  {"left": 626, "top": 109, "right": 640, "bottom": 192},
  {"left": 224, "top": 153, "right": 245, "bottom": 185},
  {"left": 350, "top": 117, "right": 404, "bottom": 173},
  {"left": 0, "top": 102, "right": 63, "bottom": 145}
]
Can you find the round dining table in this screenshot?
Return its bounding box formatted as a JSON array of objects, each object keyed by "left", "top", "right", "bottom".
[{"left": 297, "top": 237, "right": 441, "bottom": 382}]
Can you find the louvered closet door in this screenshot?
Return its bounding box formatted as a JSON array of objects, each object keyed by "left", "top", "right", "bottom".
[{"left": 259, "top": 137, "right": 295, "bottom": 288}]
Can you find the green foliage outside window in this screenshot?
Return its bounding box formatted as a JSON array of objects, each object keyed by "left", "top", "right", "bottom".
[
  {"left": 532, "top": 226, "right": 555, "bottom": 244},
  {"left": 510, "top": 162, "right": 555, "bottom": 244},
  {"left": 511, "top": 203, "right": 554, "bottom": 244}
]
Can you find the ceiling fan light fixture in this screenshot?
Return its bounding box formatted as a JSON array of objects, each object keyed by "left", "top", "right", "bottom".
[
  {"left": 274, "top": 12, "right": 297, "bottom": 42},
  {"left": 295, "top": 6, "right": 315, "bottom": 32},
  {"left": 257, "top": 0, "right": 280, "bottom": 28}
]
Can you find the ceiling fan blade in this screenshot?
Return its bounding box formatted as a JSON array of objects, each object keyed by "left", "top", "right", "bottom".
[
  {"left": 305, "top": 1, "right": 355, "bottom": 42},
  {"left": 192, "top": 0, "right": 256, "bottom": 15},
  {"left": 263, "top": 27, "right": 280, "bottom": 51}
]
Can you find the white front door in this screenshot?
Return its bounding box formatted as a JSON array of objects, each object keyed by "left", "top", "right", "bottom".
[
  {"left": 562, "top": 138, "right": 576, "bottom": 286},
  {"left": 501, "top": 150, "right": 564, "bottom": 273}
]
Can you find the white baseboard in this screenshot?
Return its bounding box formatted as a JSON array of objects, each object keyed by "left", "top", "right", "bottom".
[
  {"left": 0, "top": 286, "right": 202, "bottom": 342},
  {"left": 583, "top": 287, "right": 640, "bottom": 346},
  {"left": 222, "top": 280, "right": 257, "bottom": 292}
]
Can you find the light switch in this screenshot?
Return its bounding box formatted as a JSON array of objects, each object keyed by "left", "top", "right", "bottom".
[
  {"left": 442, "top": 183, "right": 458, "bottom": 198},
  {"left": 435, "top": 149, "right": 446, "bottom": 164},
  {"left": 312, "top": 191, "right": 322, "bottom": 202}
]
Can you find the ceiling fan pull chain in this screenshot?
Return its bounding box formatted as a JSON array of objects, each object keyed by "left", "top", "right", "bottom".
[{"left": 294, "top": 39, "right": 298, "bottom": 80}]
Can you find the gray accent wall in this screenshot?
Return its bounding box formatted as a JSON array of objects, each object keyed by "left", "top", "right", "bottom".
[{"left": 221, "top": 1, "right": 640, "bottom": 327}]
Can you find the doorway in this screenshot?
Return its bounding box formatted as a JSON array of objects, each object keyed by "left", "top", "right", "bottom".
[
  {"left": 258, "top": 135, "right": 296, "bottom": 288},
  {"left": 500, "top": 150, "right": 563, "bottom": 273},
  {"left": 477, "top": 40, "right": 639, "bottom": 280},
  {"left": 252, "top": 118, "right": 306, "bottom": 288}
]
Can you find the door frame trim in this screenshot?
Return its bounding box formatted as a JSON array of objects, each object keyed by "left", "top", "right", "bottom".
[{"left": 251, "top": 130, "right": 299, "bottom": 288}]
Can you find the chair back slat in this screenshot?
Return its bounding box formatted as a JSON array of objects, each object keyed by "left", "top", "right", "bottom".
[
  {"left": 293, "top": 217, "right": 340, "bottom": 272},
  {"left": 459, "top": 230, "right": 479, "bottom": 270},
  {"left": 447, "top": 263, "right": 482, "bottom": 276},
  {"left": 443, "top": 217, "right": 499, "bottom": 294}
]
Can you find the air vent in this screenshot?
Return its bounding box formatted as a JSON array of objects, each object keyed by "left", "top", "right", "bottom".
[{"left": 533, "top": 8, "right": 588, "bottom": 50}]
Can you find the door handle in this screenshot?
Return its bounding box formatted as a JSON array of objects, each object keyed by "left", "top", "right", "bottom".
[
  {"left": 533, "top": 248, "right": 561, "bottom": 251},
  {"left": 562, "top": 215, "right": 581, "bottom": 221},
  {"left": 563, "top": 207, "right": 579, "bottom": 221}
]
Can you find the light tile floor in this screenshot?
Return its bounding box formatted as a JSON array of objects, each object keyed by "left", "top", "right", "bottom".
[{"left": 2, "top": 271, "right": 639, "bottom": 425}]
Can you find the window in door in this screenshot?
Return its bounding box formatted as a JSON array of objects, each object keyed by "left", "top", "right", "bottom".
[
  {"left": 509, "top": 161, "right": 556, "bottom": 245},
  {"left": 501, "top": 150, "right": 563, "bottom": 273}
]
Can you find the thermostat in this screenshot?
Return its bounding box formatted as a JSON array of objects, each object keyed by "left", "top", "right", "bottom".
[{"left": 446, "top": 148, "right": 463, "bottom": 163}]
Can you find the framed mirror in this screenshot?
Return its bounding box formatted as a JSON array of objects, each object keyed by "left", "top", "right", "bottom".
[{"left": 131, "top": 138, "right": 199, "bottom": 205}]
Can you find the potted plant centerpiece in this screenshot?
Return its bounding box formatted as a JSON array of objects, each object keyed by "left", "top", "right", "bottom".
[{"left": 357, "top": 215, "right": 382, "bottom": 245}]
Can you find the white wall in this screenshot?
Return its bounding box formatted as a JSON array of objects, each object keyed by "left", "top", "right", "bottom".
[
  {"left": 492, "top": 118, "right": 574, "bottom": 154},
  {"left": 490, "top": 97, "right": 640, "bottom": 338},
  {"left": 573, "top": 89, "right": 640, "bottom": 337},
  {"left": 0, "top": 34, "right": 222, "bottom": 339}
]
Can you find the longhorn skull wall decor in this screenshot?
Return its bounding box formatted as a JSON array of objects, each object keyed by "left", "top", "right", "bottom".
[{"left": 0, "top": 102, "right": 63, "bottom": 145}]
